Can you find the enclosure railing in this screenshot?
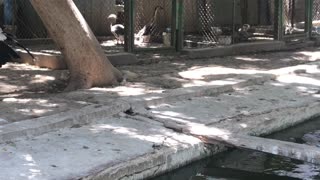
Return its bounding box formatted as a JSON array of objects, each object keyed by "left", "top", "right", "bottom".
[
  {"left": 312, "top": 0, "right": 320, "bottom": 37},
  {"left": 181, "top": 0, "right": 277, "bottom": 49},
  {"left": 0, "top": 0, "right": 315, "bottom": 53}
]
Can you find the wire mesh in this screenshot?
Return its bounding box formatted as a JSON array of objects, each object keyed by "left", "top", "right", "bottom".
[
  {"left": 312, "top": 0, "right": 320, "bottom": 36},
  {"left": 134, "top": 0, "right": 173, "bottom": 48},
  {"left": 234, "top": 0, "right": 275, "bottom": 43},
  {"left": 1, "top": 0, "right": 125, "bottom": 53},
  {"left": 183, "top": 0, "right": 232, "bottom": 48},
  {"left": 74, "top": 0, "right": 126, "bottom": 53},
  {"left": 183, "top": 0, "right": 275, "bottom": 49},
  {"left": 14, "top": 0, "right": 48, "bottom": 40},
  {"left": 283, "top": 0, "right": 306, "bottom": 35}
]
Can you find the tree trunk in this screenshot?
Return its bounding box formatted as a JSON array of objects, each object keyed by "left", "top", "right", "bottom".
[{"left": 29, "top": 0, "right": 122, "bottom": 91}]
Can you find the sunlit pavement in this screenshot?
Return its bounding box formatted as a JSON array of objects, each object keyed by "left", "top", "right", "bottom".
[{"left": 2, "top": 49, "right": 320, "bottom": 179}]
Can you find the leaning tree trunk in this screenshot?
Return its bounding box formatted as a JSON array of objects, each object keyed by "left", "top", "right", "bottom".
[{"left": 30, "top": 0, "right": 122, "bottom": 91}]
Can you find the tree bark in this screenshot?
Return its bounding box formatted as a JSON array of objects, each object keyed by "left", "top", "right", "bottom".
[{"left": 30, "top": 0, "right": 122, "bottom": 91}]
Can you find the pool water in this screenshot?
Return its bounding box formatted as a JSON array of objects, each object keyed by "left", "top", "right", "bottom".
[{"left": 151, "top": 117, "right": 320, "bottom": 180}]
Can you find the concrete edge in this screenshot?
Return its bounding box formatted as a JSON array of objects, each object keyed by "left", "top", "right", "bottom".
[
  {"left": 132, "top": 74, "right": 276, "bottom": 108},
  {"left": 17, "top": 52, "right": 139, "bottom": 70},
  {"left": 82, "top": 143, "right": 226, "bottom": 180},
  {"left": 0, "top": 101, "right": 130, "bottom": 144},
  {"left": 17, "top": 40, "right": 318, "bottom": 69},
  {"left": 81, "top": 91, "right": 320, "bottom": 180},
  {"left": 182, "top": 40, "right": 316, "bottom": 59},
  {"left": 244, "top": 101, "right": 320, "bottom": 136},
  {"left": 0, "top": 74, "right": 275, "bottom": 145}
]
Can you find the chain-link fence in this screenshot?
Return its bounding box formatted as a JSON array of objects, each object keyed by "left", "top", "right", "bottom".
[
  {"left": 0, "top": 0, "right": 125, "bottom": 53},
  {"left": 283, "top": 0, "right": 306, "bottom": 36},
  {"left": 183, "top": 0, "right": 275, "bottom": 49},
  {"left": 312, "top": 0, "right": 320, "bottom": 36},
  {"left": 134, "top": 0, "right": 173, "bottom": 48},
  {"left": 0, "top": 0, "right": 315, "bottom": 53}
]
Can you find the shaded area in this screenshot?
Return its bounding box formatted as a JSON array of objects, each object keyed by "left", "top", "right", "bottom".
[
  {"left": 152, "top": 117, "right": 320, "bottom": 180},
  {"left": 0, "top": 116, "right": 203, "bottom": 180},
  {"left": 0, "top": 47, "right": 320, "bottom": 124}
]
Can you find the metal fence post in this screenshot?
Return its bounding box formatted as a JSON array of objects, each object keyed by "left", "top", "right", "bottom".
[
  {"left": 307, "top": 0, "right": 313, "bottom": 38},
  {"left": 232, "top": 0, "right": 236, "bottom": 44},
  {"left": 124, "top": 0, "right": 134, "bottom": 52},
  {"left": 176, "top": 0, "right": 184, "bottom": 51},
  {"left": 172, "top": 0, "right": 177, "bottom": 49},
  {"left": 274, "top": 0, "right": 284, "bottom": 40}
]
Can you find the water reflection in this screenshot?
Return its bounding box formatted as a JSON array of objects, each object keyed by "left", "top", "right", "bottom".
[{"left": 151, "top": 118, "right": 320, "bottom": 180}]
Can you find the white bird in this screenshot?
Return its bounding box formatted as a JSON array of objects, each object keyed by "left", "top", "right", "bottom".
[{"left": 108, "top": 14, "right": 125, "bottom": 44}]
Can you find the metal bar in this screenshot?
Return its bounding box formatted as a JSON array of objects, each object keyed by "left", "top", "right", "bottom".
[
  {"left": 172, "top": 0, "right": 177, "bottom": 49},
  {"left": 242, "top": 0, "right": 249, "bottom": 24},
  {"left": 258, "top": 0, "right": 261, "bottom": 24},
  {"left": 176, "top": 0, "right": 184, "bottom": 51},
  {"left": 130, "top": 0, "right": 135, "bottom": 52},
  {"left": 232, "top": 0, "right": 236, "bottom": 44},
  {"left": 133, "top": 47, "right": 176, "bottom": 53},
  {"left": 291, "top": 0, "right": 295, "bottom": 28},
  {"left": 307, "top": 0, "right": 313, "bottom": 37},
  {"left": 274, "top": 0, "right": 284, "bottom": 40},
  {"left": 124, "top": 0, "right": 133, "bottom": 52}
]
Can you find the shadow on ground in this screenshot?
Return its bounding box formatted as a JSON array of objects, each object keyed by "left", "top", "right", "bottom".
[{"left": 0, "top": 47, "right": 320, "bottom": 123}]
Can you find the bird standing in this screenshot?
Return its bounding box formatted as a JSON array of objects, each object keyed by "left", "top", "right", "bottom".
[
  {"left": 108, "top": 14, "right": 125, "bottom": 45},
  {"left": 136, "top": 6, "right": 164, "bottom": 39}
]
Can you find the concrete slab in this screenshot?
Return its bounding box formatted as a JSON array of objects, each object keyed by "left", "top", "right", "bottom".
[
  {"left": 148, "top": 82, "right": 319, "bottom": 125},
  {"left": 0, "top": 96, "right": 90, "bottom": 124},
  {"left": 1, "top": 65, "right": 320, "bottom": 179},
  {"left": 0, "top": 117, "right": 218, "bottom": 180},
  {"left": 17, "top": 52, "right": 139, "bottom": 70},
  {"left": 183, "top": 41, "right": 316, "bottom": 59},
  {"left": 2, "top": 72, "right": 320, "bottom": 179},
  {"left": 183, "top": 41, "right": 285, "bottom": 58},
  {"left": 0, "top": 101, "right": 130, "bottom": 144},
  {"left": 62, "top": 74, "right": 275, "bottom": 108},
  {"left": 107, "top": 53, "right": 140, "bottom": 66},
  {"left": 144, "top": 64, "right": 320, "bottom": 136},
  {"left": 2, "top": 49, "right": 320, "bottom": 179},
  {"left": 0, "top": 74, "right": 273, "bottom": 146}
]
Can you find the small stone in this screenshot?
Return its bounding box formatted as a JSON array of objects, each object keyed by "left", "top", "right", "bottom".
[
  {"left": 293, "top": 69, "right": 307, "bottom": 74},
  {"left": 122, "top": 70, "right": 139, "bottom": 81},
  {"left": 0, "top": 118, "right": 8, "bottom": 125},
  {"left": 71, "top": 124, "right": 82, "bottom": 128}
]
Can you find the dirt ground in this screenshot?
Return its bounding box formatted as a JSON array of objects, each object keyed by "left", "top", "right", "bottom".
[{"left": 1, "top": 47, "right": 320, "bottom": 123}]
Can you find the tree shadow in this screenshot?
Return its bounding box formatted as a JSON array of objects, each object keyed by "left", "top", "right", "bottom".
[{"left": 0, "top": 47, "right": 320, "bottom": 125}]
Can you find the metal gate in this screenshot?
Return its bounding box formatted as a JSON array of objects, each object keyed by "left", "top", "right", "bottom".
[
  {"left": 182, "top": 0, "right": 276, "bottom": 49},
  {"left": 283, "top": 0, "right": 309, "bottom": 38},
  {"left": 125, "top": 0, "right": 178, "bottom": 52}
]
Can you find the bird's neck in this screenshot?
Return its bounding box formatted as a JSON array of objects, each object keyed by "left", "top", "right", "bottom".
[{"left": 150, "top": 8, "right": 161, "bottom": 24}]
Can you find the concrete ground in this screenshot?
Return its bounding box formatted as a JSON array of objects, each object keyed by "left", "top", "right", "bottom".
[{"left": 1, "top": 48, "right": 320, "bottom": 179}]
